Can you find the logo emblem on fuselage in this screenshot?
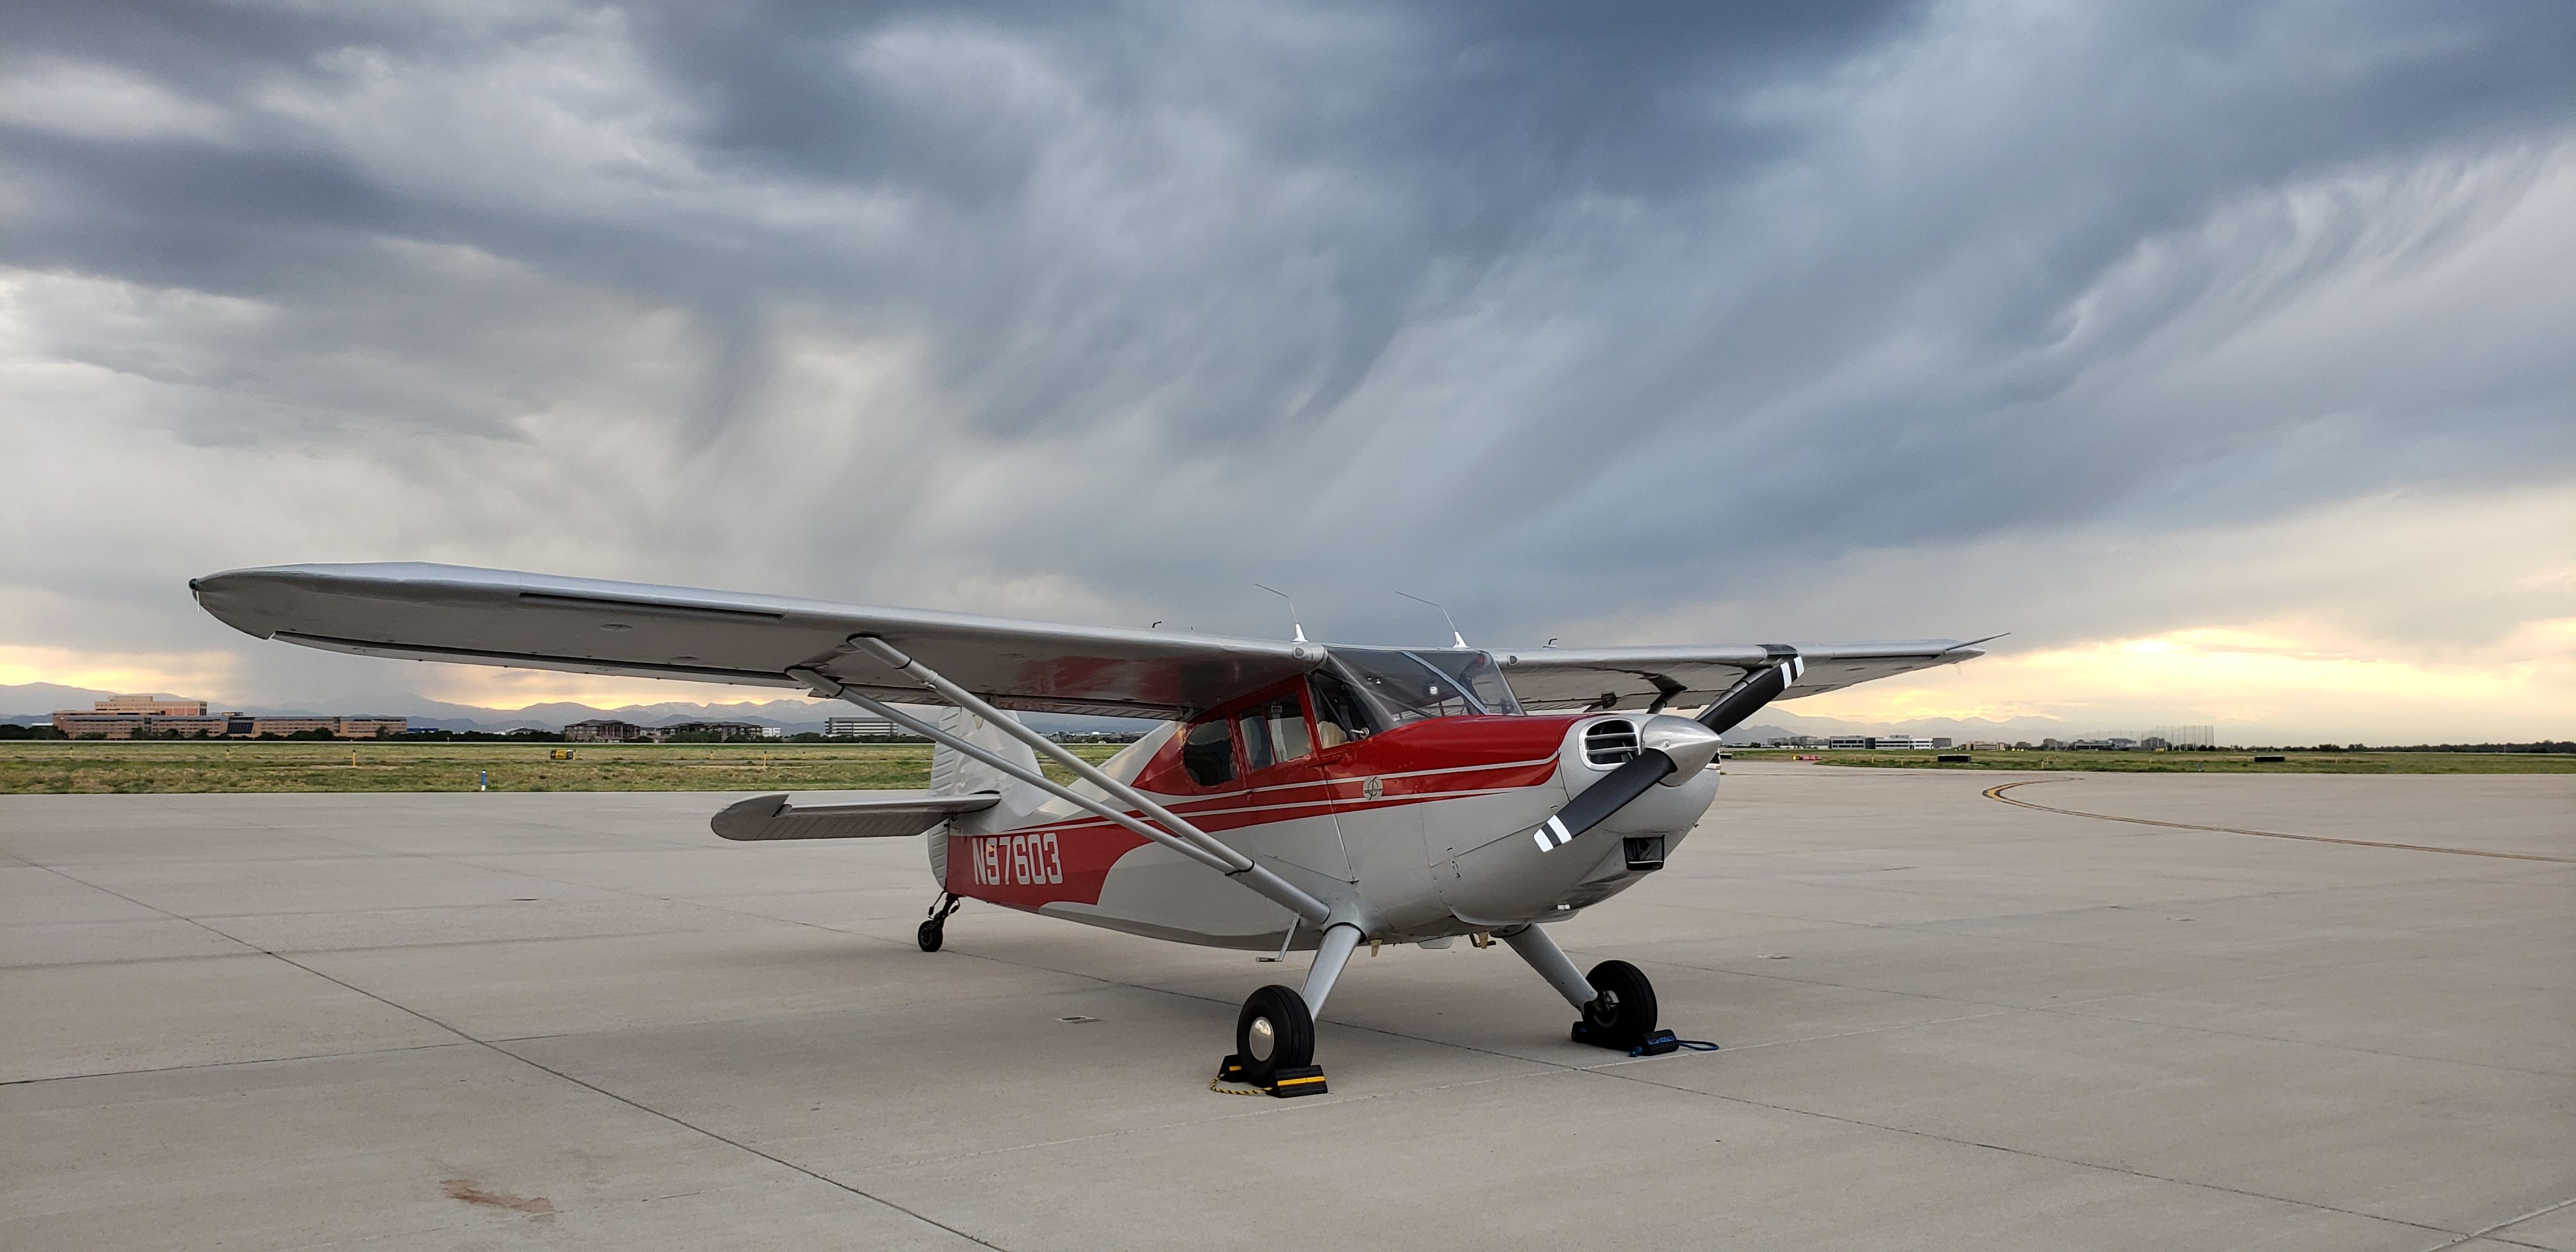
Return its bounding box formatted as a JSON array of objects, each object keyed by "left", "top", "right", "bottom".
[{"left": 1361, "top": 776, "right": 1384, "bottom": 800}]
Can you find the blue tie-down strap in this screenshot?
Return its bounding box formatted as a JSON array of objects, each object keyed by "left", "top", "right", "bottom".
[{"left": 1629, "top": 1029, "right": 1720, "bottom": 1057}]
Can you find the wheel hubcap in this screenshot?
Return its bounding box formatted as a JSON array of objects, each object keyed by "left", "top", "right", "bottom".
[
  {"left": 1248, "top": 1016, "right": 1275, "bottom": 1061},
  {"left": 1589, "top": 988, "right": 1620, "bottom": 1027}
]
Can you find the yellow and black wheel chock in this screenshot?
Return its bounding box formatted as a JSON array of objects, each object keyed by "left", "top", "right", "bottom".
[{"left": 1213, "top": 1054, "right": 1329, "bottom": 1098}]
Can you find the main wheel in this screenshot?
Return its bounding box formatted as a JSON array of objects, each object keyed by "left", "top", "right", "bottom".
[
  {"left": 917, "top": 919, "right": 944, "bottom": 952},
  {"left": 1234, "top": 984, "right": 1314, "bottom": 1085},
  {"left": 1579, "top": 959, "right": 1658, "bottom": 1049}
]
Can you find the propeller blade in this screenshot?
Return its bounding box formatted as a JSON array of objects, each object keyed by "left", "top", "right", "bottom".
[
  {"left": 1697, "top": 655, "right": 1803, "bottom": 735},
  {"left": 1529, "top": 656, "right": 1804, "bottom": 853},
  {"left": 1531, "top": 749, "right": 1676, "bottom": 850}
]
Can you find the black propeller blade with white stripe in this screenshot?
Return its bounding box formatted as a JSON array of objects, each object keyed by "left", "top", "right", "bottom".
[{"left": 1531, "top": 656, "right": 1804, "bottom": 852}]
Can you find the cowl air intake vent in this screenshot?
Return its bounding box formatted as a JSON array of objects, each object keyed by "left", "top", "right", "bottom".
[{"left": 1584, "top": 719, "right": 1639, "bottom": 766}]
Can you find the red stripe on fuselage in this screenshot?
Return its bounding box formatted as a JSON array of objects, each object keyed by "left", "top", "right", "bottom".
[{"left": 946, "top": 715, "right": 1581, "bottom": 909}]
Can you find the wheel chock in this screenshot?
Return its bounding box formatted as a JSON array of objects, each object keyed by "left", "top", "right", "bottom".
[
  {"left": 1571, "top": 1023, "right": 1685, "bottom": 1055},
  {"left": 1264, "top": 1065, "right": 1328, "bottom": 1097},
  {"left": 1212, "top": 1055, "right": 1330, "bottom": 1097}
]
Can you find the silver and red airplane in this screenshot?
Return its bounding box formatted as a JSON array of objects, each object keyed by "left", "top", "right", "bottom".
[{"left": 194, "top": 563, "right": 1984, "bottom": 1095}]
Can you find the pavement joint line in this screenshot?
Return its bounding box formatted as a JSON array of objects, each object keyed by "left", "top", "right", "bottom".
[
  {"left": 0, "top": 1041, "right": 477, "bottom": 1088},
  {"left": 10, "top": 853, "right": 1009, "bottom": 1249},
  {"left": 1986, "top": 779, "right": 2576, "bottom": 864},
  {"left": 1618, "top": 943, "right": 2576, "bottom": 1077},
  {"left": 856, "top": 1049, "right": 1604, "bottom": 1173},
  {"left": 2034, "top": 994, "right": 2576, "bottom": 1079},
  {"left": 1586, "top": 1060, "right": 2476, "bottom": 1242},
  {"left": 2422, "top": 1194, "right": 2576, "bottom": 1251},
  {"left": 260, "top": 949, "right": 1014, "bottom": 1252},
  {"left": 1605, "top": 945, "right": 2337, "bottom": 1018},
  {"left": 1599, "top": 1007, "right": 2026, "bottom": 1060}
]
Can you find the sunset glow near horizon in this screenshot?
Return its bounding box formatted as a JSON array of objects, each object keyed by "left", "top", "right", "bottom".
[{"left": 9, "top": 615, "right": 2568, "bottom": 744}]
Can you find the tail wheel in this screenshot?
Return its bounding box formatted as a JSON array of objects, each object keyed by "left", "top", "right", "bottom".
[
  {"left": 1580, "top": 959, "right": 1658, "bottom": 1049},
  {"left": 1235, "top": 984, "right": 1315, "bottom": 1085},
  {"left": 916, "top": 919, "right": 945, "bottom": 952}
]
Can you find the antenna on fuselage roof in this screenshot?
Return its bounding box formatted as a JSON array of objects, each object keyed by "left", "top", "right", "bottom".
[
  {"left": 1395, "top": 591, "right": 1469, "bottom": 648},
  {"left": 1251, "top": 584, "right": 1307, "bottom": 643}
]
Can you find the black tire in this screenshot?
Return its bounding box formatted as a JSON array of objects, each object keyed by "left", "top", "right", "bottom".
[
  {"left": 1581, "top": 959, "right": 1658, "bottom": 1049},
  {"left": 917, "top": 919, "right": 944, "bottom": 952},
  {"left": 1234, "top": 984, "right": 1315, "bottom": 1084}
]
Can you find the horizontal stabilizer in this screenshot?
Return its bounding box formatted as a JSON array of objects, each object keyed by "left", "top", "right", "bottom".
[{"left": 712, "top": 791, "right": 999, "bottom": 841}]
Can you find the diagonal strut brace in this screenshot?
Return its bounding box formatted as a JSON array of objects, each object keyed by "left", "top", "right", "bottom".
[{"left": 786, "top": 642, "right": 1332, "bottom": 926}]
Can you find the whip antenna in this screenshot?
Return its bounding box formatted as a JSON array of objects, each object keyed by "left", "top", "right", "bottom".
[
  {"left": 1252, "top": 584, "right": 1307, "bottom": 643},
  {"left": 1395, "top": 591, "right": 1468, "bottom": 648}
]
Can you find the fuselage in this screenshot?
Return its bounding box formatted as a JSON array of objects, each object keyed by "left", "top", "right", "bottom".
[{"left": 942, "top": 708, "right": 1722, "bottom": 949}]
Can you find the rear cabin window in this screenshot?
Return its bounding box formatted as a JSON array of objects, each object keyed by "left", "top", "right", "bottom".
[
  {"left": 1236, "top": 695, "right": 1313, "bottom": 772},
  {"left": 1180, "top": 718, "right": 1236, "bottom": 786}
]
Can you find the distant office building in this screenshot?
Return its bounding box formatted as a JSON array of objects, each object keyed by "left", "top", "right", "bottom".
[
  {"left": 564, "top": 719, "right": 643, "bottom": 743},
  {"left": 642, "top": 720, "right": 767, "bottom": 742},
  {"left": 2069, "top": 737, "right": 2141, "bottom": 751},
  {"left": 1931, "top": 738, "right": 1954, "bottom": 749},
  {"left": 52, "top": 696, "right": 401, "bottom": 738},
  {"left": 96, "top": 696, "right": 208, "bottom": 715},
  {"left": 1875, "top": 736, "right": 1937, "bottom": 750},
  {"left": 825, "top": 715, "right": 896, "bottom": 737},
  {"left": 1826, "top": 735, "right": 1873, "bottom": 750}
]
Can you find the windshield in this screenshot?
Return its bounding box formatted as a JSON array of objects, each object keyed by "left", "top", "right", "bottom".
[
  {"left": 1411, "top": 649, "right": 1522, "bottom": 715},
  {"left": 1330, "top": 648, "right": 1521, "bottom": 726}
]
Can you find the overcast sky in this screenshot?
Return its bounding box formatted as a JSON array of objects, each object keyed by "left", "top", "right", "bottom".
[{"left": 4, "top": 1, "right": 2572, "bottom": 740}]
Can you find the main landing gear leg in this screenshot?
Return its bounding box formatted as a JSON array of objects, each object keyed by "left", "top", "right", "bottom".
[
  {"left": 1499, "top": 924, "right": 1661, "bottom": 1053},
  {"left": 917, "top": 892, "right": 961, "bottom": 952},
  {"left": 1218, "top": 922, "right": 1358, "bottom": 1099}
]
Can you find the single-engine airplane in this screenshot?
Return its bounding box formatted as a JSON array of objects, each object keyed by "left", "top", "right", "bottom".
[{"left": 193, "top": 563, "right": 1984, "bottom": 1095}]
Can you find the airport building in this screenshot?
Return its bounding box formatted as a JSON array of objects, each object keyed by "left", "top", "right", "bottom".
[
  {"left": 50, "top": 696, "right": 406, "bottom": 738},
  {"left": 639, "top": 721, "right": 776, "bottom": 742},
  {"left": 824, "top": 715, "right": 897, "bottom": 737},
  {"left": 564, "top": 719, "right": 645, "bottom": 743},
  {"left": 1824, "top": 735, "right": 1945, "bottom": 750}
]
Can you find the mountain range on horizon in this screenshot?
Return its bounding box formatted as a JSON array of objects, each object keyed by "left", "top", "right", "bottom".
[{"left": 0, "top": 681, "right": 2200, "bottom": 742}]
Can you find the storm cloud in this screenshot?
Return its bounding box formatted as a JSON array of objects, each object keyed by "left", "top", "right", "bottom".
[{"left": 4, "top": 1, "right": 2572, "bottom": 738}]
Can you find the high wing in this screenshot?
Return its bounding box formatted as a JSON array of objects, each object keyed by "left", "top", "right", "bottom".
[
  {"left": 190, "top": 562, "right": 1315, "bottom": 719},
  {"left": 710, "top": 791, "right": 999, "bottom": 841},
  {"left": 1495, "top": 640, "right": 1989, "bottom": 713}
]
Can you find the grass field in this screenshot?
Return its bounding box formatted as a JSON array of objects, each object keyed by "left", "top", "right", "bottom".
[
  {"left": 0, "top": 741, "right": 1131, "bottom": 795},
  {"left": 1724, "top": 748, "right": 2575, "bottom": 774}
]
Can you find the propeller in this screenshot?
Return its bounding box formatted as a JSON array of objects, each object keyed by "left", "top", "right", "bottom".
[{"left": 1531, "top": 656, "right": 1804, "bottom": 852}]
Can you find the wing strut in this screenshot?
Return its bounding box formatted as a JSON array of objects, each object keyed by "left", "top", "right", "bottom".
[{"left": 788, "top": 641, "right": 1333, "bottom": 927}]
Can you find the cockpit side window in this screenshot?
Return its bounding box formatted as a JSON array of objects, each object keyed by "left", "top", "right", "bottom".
[
  {"left": 1180, "top": 718, "right": 1236, "bottom": 786},
  {"left": 1308, "top": 669, "right": 1377, "bottom": 749}
]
